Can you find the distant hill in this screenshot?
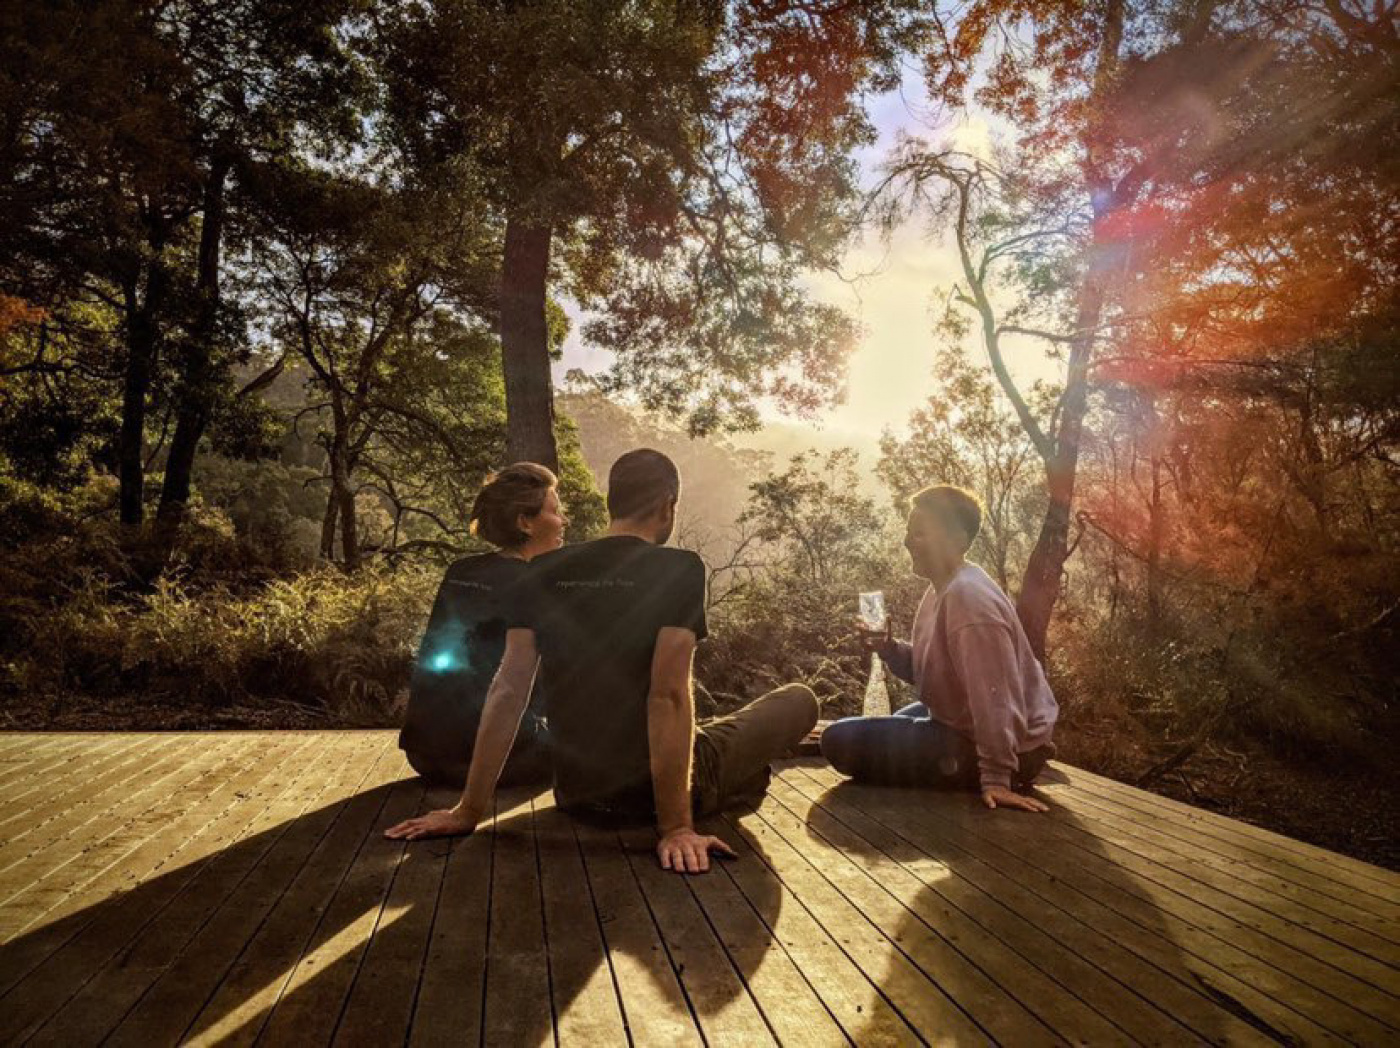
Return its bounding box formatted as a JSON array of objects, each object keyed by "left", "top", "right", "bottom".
[
  {"left": 728, "top": 419, "right": 887, "bottom": 500},
  {"left": 560, "top": 390, "right": 891, "bottom": 568}
]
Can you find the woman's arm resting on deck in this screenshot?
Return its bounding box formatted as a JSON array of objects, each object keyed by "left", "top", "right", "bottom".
[
  {"left": 384, "top": 628, "right": 540, "bottom": 839},
  {"left": 951, "top": 623, "right": 1049, "bottom": 813}
]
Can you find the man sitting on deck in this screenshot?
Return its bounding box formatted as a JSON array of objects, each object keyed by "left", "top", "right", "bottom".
[
  {"left": 821, "top": 484, "right": 1058, "bottom": 813},
  {"left": 386, "top": 448, "right": 819, "bottom": 873}
]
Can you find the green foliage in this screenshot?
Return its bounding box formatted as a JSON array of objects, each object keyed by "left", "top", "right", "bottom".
[
  {"left": 0, "top": 472, "right": 88, "bottom": 548},
  {"left": 695, "top": 448, "right": 922, "bottom": 717},
  {"left": 560, "top": 384, "right": 772, "bottom": 551},
  {"left": 0, "top": 493, "right": 436, "bottom": 724},
  {"left": 0, "top": 306, "right": 123, "bottom": 490},
  {"left": 208, "top": 395, "right": 285, "bottom": 462},
  {"left": 189, "top": 456, "right": 327, "bottom": 569},
  {"left": 697, "top": 560, "right": 922, "bottom": 720},
  {"left": 1050, "top": 591, "right": 1393, "bottom": 781},
  {"left": 553, "top": 414, "right": 607, "bottom": 542},
  {"left": 380, "top": 0, "right": 932, "bottom": 435},
  {"left": 742, "top": 449, "right": 883, "bottom": 584},
  {"left": 877, "top": 347, "right": 1044, "bottom": 592}
]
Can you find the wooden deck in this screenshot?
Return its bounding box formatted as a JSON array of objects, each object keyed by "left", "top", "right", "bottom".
[{"left": 0, "top": 732, "right": 1396, "bottom": 1046}]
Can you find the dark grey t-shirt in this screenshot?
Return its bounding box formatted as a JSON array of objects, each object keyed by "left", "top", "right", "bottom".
[
  {"left": 399, "top": 552, "right": 544, "bottom": 761},
  {"left": 508, "top": 536, "right": 707, "bottom": 813}
]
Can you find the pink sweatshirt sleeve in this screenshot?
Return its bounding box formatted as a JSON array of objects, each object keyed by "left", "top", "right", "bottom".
[
  {"left": 880, "top": 640, "right": 916, "bottom": 684},
  {"left": 949, "top": 622, "right": 1025, "bottom": 790}
]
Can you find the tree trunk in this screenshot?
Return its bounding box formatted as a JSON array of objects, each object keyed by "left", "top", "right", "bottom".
[
  {"left": 159, "top": 152, "right": 232, "bottom": 523},
  {"left": 1017, "top": 452, "right": 1077, "bottom": 657},
  {"left": 327, "top": 399, "right": 360, "bottom": 570},
  {"left": 117, "top": 256, "right": 168, "bottom": 527},
  {"left": 319, "top": 492, "right": 339, "bottom": 561},
  {"left": 1015, "top": 263, "right": 1109, "bottom": 655},
  {"left": 1013, "top": 0, "right": 1125, "bottom": 658},
  {"left": 1146, "top": 455, "right": 1166, "bottom": 629},
  {"left": 499, "top": 213, "right": 558, "bottom": 471}
]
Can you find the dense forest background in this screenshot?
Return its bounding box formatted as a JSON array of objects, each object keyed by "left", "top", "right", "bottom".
[{"left": 1, "top": 1, "right": 1396, "bottom": 865}]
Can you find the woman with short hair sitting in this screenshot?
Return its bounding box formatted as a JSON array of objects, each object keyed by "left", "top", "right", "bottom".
[{"left": 398, "top": 462, "right": 565, "bottom": 787}]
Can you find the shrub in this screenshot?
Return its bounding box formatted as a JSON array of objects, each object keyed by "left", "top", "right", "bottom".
[{"left": 0, "top": 473, "right": 440, "bottom": 726}]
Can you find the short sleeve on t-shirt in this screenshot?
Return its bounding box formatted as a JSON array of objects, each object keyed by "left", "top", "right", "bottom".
[{"left": 658, "top": 551, "right": 708, "bottom": 641}]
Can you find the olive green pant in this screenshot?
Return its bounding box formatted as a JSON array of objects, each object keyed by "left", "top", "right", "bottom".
[{"left": 691, "top": 682, "right": 820, "bottom": 816}]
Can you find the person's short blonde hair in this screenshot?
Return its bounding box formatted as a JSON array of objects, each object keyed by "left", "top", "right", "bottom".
[
  {"left": 469, "top": 462, "right": 557, "bottom": 548},
  {"left": 909, "top": 484, "right": 982, "bottom": 552}
]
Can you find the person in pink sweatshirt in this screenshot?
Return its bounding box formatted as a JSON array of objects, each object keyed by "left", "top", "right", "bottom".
[{"left": 821, "top": 484, "right": 1058, "bottom": 813}]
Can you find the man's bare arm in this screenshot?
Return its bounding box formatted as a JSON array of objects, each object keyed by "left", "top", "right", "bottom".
[
  {"left": 647, "top": 626, "right": 735, "bottom": 873},
  {"left": 385, "top": 628, "right": 540, "bottom": 840},
  {"left": 648, "top": 626, "right": 698, "bottom": 835}
]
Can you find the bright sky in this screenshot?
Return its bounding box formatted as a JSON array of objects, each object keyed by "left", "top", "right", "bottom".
[{"left": 554, "top": 68, "right": 1052, "bottom": 445}]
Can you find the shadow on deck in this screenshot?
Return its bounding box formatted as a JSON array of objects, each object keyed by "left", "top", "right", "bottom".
[{"left": 0, "top": 731, "right": 1396, "bottom": 1045}]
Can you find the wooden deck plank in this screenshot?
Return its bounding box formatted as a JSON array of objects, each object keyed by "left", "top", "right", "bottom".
[
  {"left": 1066, "top": 764, "right": 1400, "bottom": 897},
  {"left": 0, "top": 734, "right": 143, "bottom": 810},
  {"left": 0, "top": 735, "right": 106, "bottom": 794},
  {"left": 242, "top": 753, "right": 426, "bottom": 1046},
  {"left": 0, "top": 737, "right": 184, "bottom": 869},
  {"left": 13, "top": 734, "right": 357, "bottom": 1044},
  {"left": 687, "top": 813, "right": 850, "bottom": 1047},
  {"left": 318, "top": 749, "right": 450, "bottom": 1047},
  {"left": 0, "top": 733, "right": 153, "bottom": 821},
  {"left": 321, "top": 771, "right": 460, "bottom": 1046},
  {"left": 1030, "top": 788, "right": 1400, "bottom": 1022},
  {"left": 767, "top": 772, "right": 1210, "bottom": 1046},
  {"left": 573, "top": 819, "right": 705, "bottom": 1046},
  {"left": 1051, "top": 780, "right": 1400, "bottom": 961},
  {"left": 479, "top": 787, "right": 555, "bottom": 1047},
  {"left": 723, "top": 805, "right": 993, "bottom": 1045},
  {"left": 0, "top": 733, "right": 1394, "bottom": 1048},
  {"left": 0, "top": 732, "right": 43, "bottom": 757},
  {"left": 1065, "top": 768, "right": 1400, "bottom": 927},
  {"left": 752, "top": 784, "right": 1124, "bottom": 1046},
  {"left": 406, "top": 794, "right": 497, "bottom": 1048},
  {"left": 93, "top": 735, "right": 381, "bottom": 1047},
  {"left": 0, "top": 737, "right": 250, "bottom": 937},
  {"left": 0, "top": 736, "right": 315, "bottom": 1004},
  {"left": 618, "top": 824, "right": 778, "bottom": 1046},
  {"left": 168, "top": 738, "right": 406, "bottom": 1046},
  {"left": 705, "top": 811, "right": 916, "bottom": 1046},
  {"left": 0, "top": 735, "right": 210, "bottom": 876},
  {"left": 785, "top": 764, "right": 1279, "bottom": 1047},
  {"left": 0, "top": 736, "right": 319, "bottom": 1045},
  {"left": 0, "top": 735, "right": 180, "bottom": 855},
  {"left": 801, "top": 765, "right": 1391, "bottom": 1045},
  {"left": 534, "top": 798, "right": 630, "bottom": 1046}
]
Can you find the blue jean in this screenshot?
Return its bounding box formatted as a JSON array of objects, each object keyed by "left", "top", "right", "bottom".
[
  {"left": 821, "top": 702, "right": 1051, "bottom": 790},
  {"left": 820, "top": 703, "right": 979, "bottom": 789}
]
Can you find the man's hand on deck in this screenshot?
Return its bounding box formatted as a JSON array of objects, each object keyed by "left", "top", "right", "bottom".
[
  {"left": 982, "top": 786, "right": 1049, "bottom": 813},
  {"left": 657, "top": 827, "right": 736, "bottom": 874},
  {"left": 384, "top": 806, "right": 478, "bottom": 841}
]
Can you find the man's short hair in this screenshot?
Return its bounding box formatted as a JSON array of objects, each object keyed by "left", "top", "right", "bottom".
[
  {"left": 910, "top": 484, "right": 982, "bottom": 552},
  {"left": 607, "top": 448, "right": 680, "bottom": 520}
]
